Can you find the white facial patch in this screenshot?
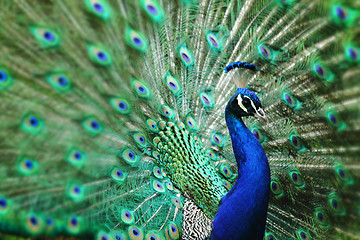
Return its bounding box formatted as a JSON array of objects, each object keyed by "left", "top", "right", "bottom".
[
  {"left": 236, "top": 94, "right": 248, "bottom": 113},
  {"left": 250, "top": 98, "right": 258, "bottom": 111},
  {"left": 237, "top": 94, "right": 258, "bottom": 113}
]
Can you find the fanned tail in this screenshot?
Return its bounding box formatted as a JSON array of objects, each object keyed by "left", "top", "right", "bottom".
[{"left": 0, "top": 0, "right": 358, "bottom": 239}]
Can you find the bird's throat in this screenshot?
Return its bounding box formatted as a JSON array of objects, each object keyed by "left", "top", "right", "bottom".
[{"left": 211, "top": 111, "right": 270, "bottom": 240}]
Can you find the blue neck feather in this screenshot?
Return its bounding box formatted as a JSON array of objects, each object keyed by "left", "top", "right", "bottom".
[{"left": 211, "top": 108, "right": 270, "bottom": 240}]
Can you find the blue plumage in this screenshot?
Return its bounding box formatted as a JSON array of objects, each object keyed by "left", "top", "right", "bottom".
[{"left": 211, "top": 88, "right": 270, "bottom": 240}]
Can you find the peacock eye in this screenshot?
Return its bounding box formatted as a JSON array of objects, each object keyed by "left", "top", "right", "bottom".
[{"left": 243, "top": 97, "right": 251, "bottom": 106}]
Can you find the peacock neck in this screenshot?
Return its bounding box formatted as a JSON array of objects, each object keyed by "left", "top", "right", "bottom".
[{"left": 211, "top": 109, "right": 270, "bottom": 240}]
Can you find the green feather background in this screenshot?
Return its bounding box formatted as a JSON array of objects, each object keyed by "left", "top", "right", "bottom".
[{"left": 0, "top": 0, "right": 359, "bottom": 239}]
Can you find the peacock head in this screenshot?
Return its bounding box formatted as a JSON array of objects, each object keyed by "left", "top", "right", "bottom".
[{"left": 226, "top": 88, "right": 268, "bottom": 122}]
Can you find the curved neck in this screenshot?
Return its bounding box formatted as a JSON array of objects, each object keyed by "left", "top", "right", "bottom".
[{"left": 211, "top": 110, "right": 270, "bottom": 240}]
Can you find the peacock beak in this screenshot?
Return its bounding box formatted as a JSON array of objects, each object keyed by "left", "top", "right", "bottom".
[{"left": 255, "top": 108, "right": 268, "bottom": 122}]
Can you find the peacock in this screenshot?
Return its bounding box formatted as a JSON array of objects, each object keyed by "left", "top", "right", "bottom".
[{"left": 0, "top": 0, "right": 359, "bottom": 239}]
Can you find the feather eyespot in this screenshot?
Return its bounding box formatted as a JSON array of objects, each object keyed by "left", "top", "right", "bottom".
[
  {"left": 152, "top": 180, "right": 165, "bottom": 193},
  {"left": 345, "top": 45, "right": 360, "bottom": 63},
  {"left": 93, "top": 3, "right": 104, "bottom": 13},
  {"left": 312, "top": 63, "right": 334, "bottom": 82},
  {"left": 334, "top": 165, "right": 353, "bottom": 185},
  {"left": 30, "top": 27, "right": 59, "bottom": 47},
  {"left": 153, "top": 166, "right": 163, "bottom": 178},
  {"left": 185, "top": 115, "right": 197, "bottom": 131},
  {"left": 207, "top": 150, "right": 217, "bottom": 161},
  {"left": 66, "top": 216, "right": 81, "bottom": 234},
  {"left": 0, "top": 198, "right": 7, "bottom": 209},
  {"left": 171, "top": 197, "right": 182, "bottom": 209},
  {"left": 282, "top": 91, "right": 300, "bottom": 109},
  {"left": 296, "top": 230, "right": 310, "bottom": 240},
  {"left": 141, "top": 0, "right": 163, "bottom": 22},
  {"left": 326, "top": 111, "right": 346, "bottom": 130},
  {"left": 82, "top": 117, "right": 103, "bottom": 136},
  {"left": 207, "top": 34, "right": 218, "bottom": 47},
  {"left": 25, "top": 159, "right": 33, "bottom": 169},
  {"left": 270, "top": 180, "right": 283, "bottom": 198},
  {"left": 90, "top": 121, "right": 99, "bottom": 129},
  {"left": 223, "top": 180, "right": 231, "bottom": 190},
  {"left": 330, "top": 113, "right": 337, "bottom": 124},
  {"left": 161, "top": 105, "right": 175, "bottom": 119},
  {"left": 0, "top": 70, "right": 6, "bottom": 82},
  {"left": 289, "top": 134, "right": 305, "bottom": 152},
  {"left": 165, "top": 181, "right": 173, "bottom": 190},
  {"left": 211, "top": 133, "right": 224, "bottom": 147},
  {"left": 328, "top": 194, "right": 346, "bottom": 215},
  {"left": 146, "top": 233, "right": 161, "bottom": 240},
  {"left": 335, "top": 6, "right": 347, "bottom": 20},
  {"left": 45, "top": 217, "right": 55, "bottom": 232},
  {"left": 314, "top": 209, "right": 330, "bottom": 229},
  {"left": 21, "top": 114, "right": 44, "bottom": 134},
  {"left": 57, "top": 76, "right": 68, "bottom": 87},
  {"left": 166, "top": 222, "right": 180, "bottom": 239},
  {"left": 125, "top": 28, "right": 148, "bottom": 52},
  {"left": 110, "top": 98, "right": 131, "bottom": 114},
  {"left": 122, "top": 148, "right": 139, "bottom": 166},
  {"left": 200, "top": 92, "right": 214, "bottom": 107},
  {"left": 165, "top": 74, "right": 181, "bottom": 94},
  {"left": 285, "top": 94, "right": 293, "bottom": 104},
  {"left": 158, "top": 121, "right": 166, "bottom": 130},
  {"left": 43, "top": 31, "right": 55, "bottom": 42},
  {"left": 346, "top": 47, "right": 358, "bottom": 61},
  {"left": 67, "top": 183, "right": 84, "bottom": 201},
  {"left": 111, "top": 167, "right": 127, "bottom": 184},
  {"left": 17, "top": 157, "right": 38, "bottom": 176},
  {"left": 85, "top": 0, "right": 111, "bottom": 20},
  {"left": 128, "top": 226, "right": 143, "bottom": 240},
  {"left": 25, "top": 214, "right": 44, "bottom": 234},
  {"left": 331, "top": 199, "right": 338, "bottom": 209},
  {"left": 133, "top": 132, "right": 147, "bottom": 147},
  {"left": 46, "top": 218, "right": 53, "bottom": 226},
  {"left": 121, "top": 209, "right": 135, "bottom": 225},
  {"left": 265, "top": 233, "right": 277, "bottom": 240},
  {"left": 0, "top": 69, "right": 12, "bottom": 90},
  {"left": 132, "top": 80, "right": 150, "bottom": 98},
  {"left": 292, "top": 136, "right": 298, "bottom": 146},
  {"left": 146, "top": 119, "right": 159, "bottom": 132},
  {"left": 0, "top": 197, "right": 10, "bottom": 215},
  {"left": 220, "top": 165, "right": 232, "bottom": 178},
  {"left": 29, "top": 117, "right": 38, "bottom": 127},
  {"left": 289, "top": 170, "right": 305, "bottom": 188},
  {"left": 258, "top": 44, "right": 273, "bottom": 60},
  {"left": 152, "top": 151, "right": 161, "bottom": 160},
  {"left": 206, "top": 33, "right": 222, "bottom": 50},
  {"left": 115, "top": 234, "right": 124, "bottom": 240},
  {"left": 70, "top": 218, "right": 77, "bottom": 228},
  {"left": 46, "top": 73, "right": 72, "bottom": 92},
  {"left": 178, "top": 46, "right": 194, "bottom": 66},
  {"left": 87, "top": 46, "right": 112, "bottom": 66},
  {"left": 67, "top": 148, "right": 85, "bottom": 167},
  {"left": 315, "top": 65, "right": 325, "bottom": 76},
  {"left": 100, "top": 235, "right": 110, "bottom": 240},
  {"left": 252, "top": 128, "right": 265, "bottom": 143},
  {"left": 146, "top": 4, "right": 157, "bottom": 15},
  {"left": 177, "top": 121, "right": 185, "bottom": 129}
]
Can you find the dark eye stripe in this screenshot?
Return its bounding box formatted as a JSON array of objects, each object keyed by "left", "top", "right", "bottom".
[{"left": 242, "top": 97, "right": 250, "bottom": 105}]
